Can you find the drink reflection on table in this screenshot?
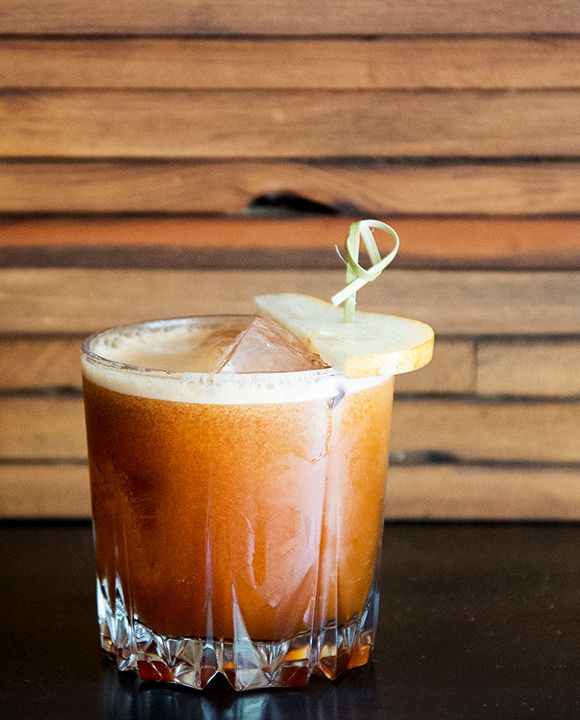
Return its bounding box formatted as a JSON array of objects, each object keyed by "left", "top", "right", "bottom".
[{"left": 98, "top": 662, "right": 378, "bottom": 720}]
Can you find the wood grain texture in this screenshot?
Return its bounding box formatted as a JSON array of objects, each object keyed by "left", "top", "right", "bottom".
[
  {"left": 2, "top": 161, "right": 580, "bottom": 215},
  {"left": 1, "top": 269, "right": 578, "bottom": 336},
  {"left": 0, "top": 397, "right": 86, "bottom": 459},
  {"left": 1, "top": 90, "right": 579, "bottom": 158},
  {"left": 2, "top": 397, "right": 580, "bottom": 463},
  {"left": 386, "top": 465, "right": 580, "bottom": 521},
  {"left": 2, "top": 7, "right": 578, "bottom": 528},
  {"left": 2, "top": 463, "right": 579, "bottom": 520},
  {"left": 393, "top": 399, "right": 580, "bottom": 463},
  {"left": 477, "top": 340, "right": 580, "bottom": 398},
  {"left": 0, "top": 464, "right": 90, "bottom": 518},
  {"left": 397, "top": 340, "right": 475, "bottom": 394},
  {"left": 1, "top": 39, "right": 579, "bottom": 90},
  {"left": 0, "top": 339, "right": 82, "bottom": 390},
  {"left": 0, "top": 337, "right": 474, "bottom": 394},
  {"left": 0, "top": 0, "right": 578, "bottom": 34},
  {"left": 3, "top": 217, "right": 580, "bottom": 270}
]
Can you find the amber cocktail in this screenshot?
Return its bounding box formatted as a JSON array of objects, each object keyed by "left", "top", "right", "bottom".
[{"left": 82, "top": 315, "right": 394, "bottom": 690}]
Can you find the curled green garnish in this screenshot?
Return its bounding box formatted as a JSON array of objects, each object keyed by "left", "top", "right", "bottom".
[{"left": 331, "top": 220, "right": 400, "bottom": 322}]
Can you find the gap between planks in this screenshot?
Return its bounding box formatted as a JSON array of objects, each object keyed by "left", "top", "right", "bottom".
[{"left": 2, "top": 218, "right": 580, "bottom": 270}]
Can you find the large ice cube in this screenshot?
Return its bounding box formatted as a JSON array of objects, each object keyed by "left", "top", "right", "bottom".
[
  {"left": 218, "top": 316, "right": 328, "bottom": 373},
  {"left": 105, "top": 316, "right": 328, "bottom": 374}
]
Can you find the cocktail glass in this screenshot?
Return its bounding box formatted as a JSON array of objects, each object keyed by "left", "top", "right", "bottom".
[{"left": 81, "top": 315, "right": 394, "bottom": 690}]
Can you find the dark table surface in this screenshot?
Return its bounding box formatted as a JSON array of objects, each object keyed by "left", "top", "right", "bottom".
[{"left": 2, "top": 522, "right": 580, "bottom": 720}]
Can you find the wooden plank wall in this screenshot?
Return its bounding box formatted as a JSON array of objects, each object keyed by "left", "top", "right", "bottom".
[{"left": 0, "top": 3, "right": 579, "bottom": 520}]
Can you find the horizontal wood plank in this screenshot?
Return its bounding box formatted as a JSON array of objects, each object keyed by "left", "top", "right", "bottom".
[
  {"left": 395, "top": 340, "right": 475, "bottom": 394},
  {"left": 0, "top": 0, "right": 578, "bottom": 35},
  {"left": 0, "top": 397, "right": 87, "bottom": 459},
  {"left": 386, "top": 465, "right": 580, "bottom": 521},
  {"left": 0, "top": 90, "right": 579, "bottom": 158},
  {"left": 3, "top": 218, "right": 580, "bottom": 271},
  {"left": 1, "top": 269, "right": 578, "bottom": 336},
  {"left": 1, "top": 39, "right": 579, "bottom": 90},
  {"left": 2, "top": 463, "right": 579, "bottom": 520},
  {"left": 393, "top": 399, "right": 580, "bottom": 463},
  {"left": 0, "top": 339, "right": 83, "bottom": 390},
  {"left": 0, "top": 337, "right": 474, "bottom": 395},
  {"left": 0, "top": 464, "right": 90, "bottom": 518},
  {"left": 477, "top": 340, "right": 580, "bottom": 398},
  {"left": 1, "top": 162, "right": 580, "bottom": 215},
  {"left": 2, "top": 397, "right": 579, "bottom": 463}
]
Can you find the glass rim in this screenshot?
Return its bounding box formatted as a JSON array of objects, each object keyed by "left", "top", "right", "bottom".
[{"left": 81, "top": 315, "right": 340, "bottom": 382}]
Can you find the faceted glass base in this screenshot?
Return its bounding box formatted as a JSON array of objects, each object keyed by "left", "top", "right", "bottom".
[{"left": 97, "top": 578, "right": 379, "bottom": 691}]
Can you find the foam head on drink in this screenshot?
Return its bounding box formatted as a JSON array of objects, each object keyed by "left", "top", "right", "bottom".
[{"left": 82, "top": 294, "right": 433, "bottom": 689}]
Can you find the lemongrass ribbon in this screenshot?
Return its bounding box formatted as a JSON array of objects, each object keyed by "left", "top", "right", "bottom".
[{"left": 331, "top": 220, "right": 400, "bottom": 322}]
